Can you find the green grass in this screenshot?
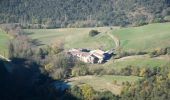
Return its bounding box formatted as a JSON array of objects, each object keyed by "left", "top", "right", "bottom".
[
  {"left": 103, "top": 57, "right": 170, "bottom": 71},
  {"left": 24, "top": 27, "right": 117, "bottom": 50},
  {"left": 112, "top": 23, "right": 170, "bottom": 51},
  {"left": 0, "top": 29, "right": 10, "bottom": 56},
  {"left": 24, "top": 23, "right": 170, "bottom": 51},
  {"left": 23, "top": 23, "right": 170, "bottom": 70},
  {"left": 68, "top": 75, "right": 141, "bottom": 95}
]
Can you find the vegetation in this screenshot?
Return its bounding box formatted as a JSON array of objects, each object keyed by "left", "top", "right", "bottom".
[
  {"left": 0, "top": 0, "right": 170, "bottom": 28},
  {"left": 68, "top": 75, "right": 141, "bottom": 95},
  {"left": 89, "top": 30, "right": 100, "bottom": 37},
  {"left": 23, "top": 23, "right": 170, "bottom": 51},
  {"left": 0, "top": 1, "right": 170, "bottom": 99},
  {"left": 0, "top": 29, "right": 10, "bottom": 56},
  {"left": 121, "top": 65, "right": 170, "bottom": 100}
]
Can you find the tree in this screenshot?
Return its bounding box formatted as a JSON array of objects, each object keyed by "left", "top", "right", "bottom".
[
  {"left": 139, "top": 68, "right": 147, "bottom": 77},
  {"left": 89, "top": 30, "right": 100, "bottom": 37},
  {"left": 8, "top": 40, "right": 14, "bottom": 59},
  {"left": 80, "top": 84, "right": 95, "bottom": 100}
]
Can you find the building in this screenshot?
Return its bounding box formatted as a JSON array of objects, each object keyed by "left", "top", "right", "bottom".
[{"left": 68, "top": 48, "right": 110, "bottom": 64}]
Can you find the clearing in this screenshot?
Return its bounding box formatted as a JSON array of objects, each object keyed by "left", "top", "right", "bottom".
[{"left": 67, "top": 75, "right": 142, "bottom": 95}]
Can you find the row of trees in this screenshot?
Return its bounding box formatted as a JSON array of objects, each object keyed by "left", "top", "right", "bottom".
[
  {"left": 71, "top": 63, "right": 163, "bottom": 78},
  {"left": 0, "top": 0, "right": 170, "bottom": 28}
]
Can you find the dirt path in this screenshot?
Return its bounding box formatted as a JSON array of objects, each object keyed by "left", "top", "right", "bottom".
[{"left": 105, "top": 30, "right": 120, "bottom": 48}]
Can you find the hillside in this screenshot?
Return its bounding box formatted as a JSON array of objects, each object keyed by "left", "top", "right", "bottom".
[
  {"left": 23, "top": 23, "right": 170, "bottom": 69},
  {"left": 24, "top": 23, "right": 170, "bottom": 51},
  {"left": 0, "top": 29, "right": 10, "bottom": 56},
  {"left": 0, "top": 0, "right": 170, "bottom": 28}
]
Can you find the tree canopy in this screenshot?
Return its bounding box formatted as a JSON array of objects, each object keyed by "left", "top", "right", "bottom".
[{"left": 0, "top": 0, "right": 170, "bottom": 28}]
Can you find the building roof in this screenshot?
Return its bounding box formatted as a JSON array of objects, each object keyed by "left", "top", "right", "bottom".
[{"left": 90, "top": 49, "right": 105, "bottom": 55}]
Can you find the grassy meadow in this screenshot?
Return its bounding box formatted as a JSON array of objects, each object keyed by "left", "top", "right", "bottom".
[
  {"left": 68, "top": 75, "right": 141, "bottom": 95},
  {"left": 103, "top": 55, "right": 170, "bottom": 70},
  {"left": 24, "top": 23, "right": 170, "bottom": 51},
  {"left": 24, "top": 26, "right": 116, "bottom": 50},
  {"left": 23, "top": 23, "right": 170, "bottom": 69},
  {"left": 0, "top": 29, "right": 10, "bottom": 56}
]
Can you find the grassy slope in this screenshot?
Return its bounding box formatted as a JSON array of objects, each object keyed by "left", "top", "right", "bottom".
[
  {"left": 0, "top": 29, "right": 9, "bottom": 56},
  {"left": 24, "top": 23, "right": 170, "bottom": 51},
  {"left": 112, "top": 23, "right": 170, "bottom": 51},
  {"left": 68, "top": 75, "right": 141, "bottom": 95},
  {"left": 24, "top": 23, "right": 170, "bottom": 68},
  {"left": 103, "top": 56, "right": 170, "bottom": 71},
  {"left": 24, "top": 27, "right": 117, "bottom": 50}
]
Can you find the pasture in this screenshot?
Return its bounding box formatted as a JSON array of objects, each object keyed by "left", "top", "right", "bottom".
[
  {"left": 0, "top": 29, "right": 10, "bottom": 57},
  {"left": 24, "top": 23, "right": 170, "bottom": 51},
  {"left": 103, "top": 55, "right": 170, "bottom": 70},
  {"left": 67, "top": 75, "right": 141, "bottom": 95}
]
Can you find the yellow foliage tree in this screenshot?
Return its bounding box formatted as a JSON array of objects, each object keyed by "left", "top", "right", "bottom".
[
  {"left": 44, "top": 63, "right": 53, "bottom": 72},
  {"left": 80, "top": 84, "right": 95, "bottom": 100},
  {"left": 139, "top": 68, "right": 147, "bottom": 77}
]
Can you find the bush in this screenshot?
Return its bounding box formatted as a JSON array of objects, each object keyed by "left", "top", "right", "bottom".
[
  {"left": 93, "top": 91, "right": 119, "bottom": 100},
  {"left": 149, "top": 48, "right": 167, "bottom": 57},
  {"left": 164, "top": 16, "right": 170, "bottom": 22},
  {"left": 50, "top": 68, "right": 65, "bottom": 80},
  {"left": 89, "top": 30, "right": 100, "bottom": 37},
  {"left": 70, "top": 86, "right": 83, "bottom": 99},
  {"left": 72, "top": 66, "right": 88, "bottom": 77},
  {"left": 80, "top": 84, "right": 95, "bottom": 100},
  {"left": 166, "top": 47, "right": 170, "bottom": 55},
  {"left": 72, "top": 61, "right": 88, "bottom": 76},
  {"left": 88, "top": 66, "right": 104, "bottom": 75}
]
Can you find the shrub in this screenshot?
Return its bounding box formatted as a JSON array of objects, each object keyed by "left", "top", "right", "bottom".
[
  {"left": 120, "top": 66, "right": 132, "bottom": 76},
  {"left": 166, "top": 47, "right": 170, "bottom": 55},
  {"left": 112, "top": 80, "right": 117, "bottom": 85},
  {"left": 164, "top": 16, "right": 170, "bottom": 22},
  {"left": 50, "top": 68, "right": 65, "bottom": 80},
  {"left": 149, "top": 48, "right": 167, "bottom": 57},
  {"left": 72, "top": 66, "right": 88, "bottom": 77},
  {"left": 149, "top": 50, "right": 157, "bottom": 57},
  {"left": 72, "top": 61, "right": 88, "bottom": 76},
  {"left": 93, "top": 91, "right": 119, "bottom": 100},
  {"left": 80, "top": 84, "right": 95, "bottom": 100},
  {"left": 70, "top": 86, "right": 83, "bottom": 99},
  {"left": 89, "top": 30, "right": 100, "bottom": 37},
  {"left": 88, "top": 66, "right": 104, "bottom": 75}
]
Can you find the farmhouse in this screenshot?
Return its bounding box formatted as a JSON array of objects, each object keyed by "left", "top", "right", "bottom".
[{"left": 68, "top": 48, "right": 111, "bottom": 64}]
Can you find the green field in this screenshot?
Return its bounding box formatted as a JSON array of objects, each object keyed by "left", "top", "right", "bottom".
[
  {"left": 24, "top": 26, "right": 115, "bottom": 50},
  {"left": 68, "top": 75, "right": 141, "bottom": 95},
  {"left": 23, "top": 23, "right": 170, "bottom": 69},
  {"left": 0, "top": 29, "right": 10, "bottom": 56},
  {"left": 24, "top": 23, "right": 170, "bottom": 51},
  {"left": 102, "top": 55, "right": 170, "bottom": 70}
]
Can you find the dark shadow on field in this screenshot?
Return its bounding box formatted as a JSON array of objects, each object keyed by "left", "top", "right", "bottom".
[
  {"left": 31, "top": 39, "right": 45, "bottom": 46},
  {"left": 0, "top": 58, "right": 78, "bottom": 100},
  {"left": 23, "top": 31, "right": 35, "bottom": 35}
]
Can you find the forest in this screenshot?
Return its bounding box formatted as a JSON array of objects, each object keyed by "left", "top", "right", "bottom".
[{"left": 0, "top": 0, "right": 170, "bottom": 28}]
